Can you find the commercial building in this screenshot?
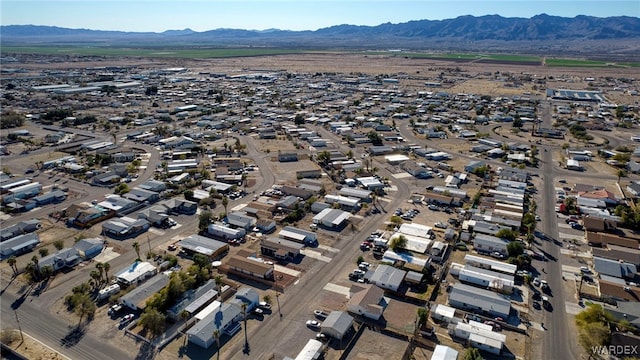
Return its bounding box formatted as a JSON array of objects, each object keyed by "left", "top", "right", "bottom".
[{"left": 312, "top": 208, "right": 350, "bottom": 229}]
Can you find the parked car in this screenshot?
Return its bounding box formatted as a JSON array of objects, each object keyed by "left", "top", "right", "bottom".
[
  {"left": 167, "top": 244, "right": 177, "bottom": 251},
  {"left": 566, "top": 216, "right": 579, "bottom": 224},
  {"left": 454, "top": 242, "right": 468, "bottom": 251},
  {"left": 570, "top": 222, "right": 583, "bottom": 230},
  {"left": 428, "top": 204, "right": 439, "bottom": 211},
  {"left": 259, "top": 301, "right": 272, "bottom": 310},
  {"left": 434, "top": 222, "right": 447, "bottom": 229},
  {"left": 306, "top": 320, "right": 321, "bottom": 329},
  {"left": 120, "top": 314, "right": 135, "bottom": 326},
  {"left": 108, "top": 304, "right": 123, "bottom": 316},
  {"left": 314, "top": 310, "right": 328, "bottom": 319},
  {"left": 316, "top": 333, "right": 328, "bottom": 341},
  {"left": 253, "top": 308, "right": 264, "bottom": 315},
  {"left": 491, "top": 252, "right": 506, "bottom": 259},
  {"left": 533, "top": 277, "right": 541, "bottom": 287},
  {"left": 580, "top": 266, "right": 592, "bottom": 274}
]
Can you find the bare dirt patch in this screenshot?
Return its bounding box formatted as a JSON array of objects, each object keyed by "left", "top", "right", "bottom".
[{"left": 1, "top": 329, "right": 68, "bottom": 360}]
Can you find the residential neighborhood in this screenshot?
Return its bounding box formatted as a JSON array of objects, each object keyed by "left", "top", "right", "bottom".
[{"left": 1, "top": 50, "right": 639, "bottom": 360}]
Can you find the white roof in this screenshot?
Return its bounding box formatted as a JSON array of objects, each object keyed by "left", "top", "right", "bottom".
[
  {"left": 397, "top": 223, "right": 433, "bottom": 238},
  {"left": 195, "top": 300, "right": 221, "bottom": 321},
  {"left": 382, "top": 250, "right": 429, "bottom": 268},
  {"left": 432, "top": 304, "right": 456, "bottom": 319},
  {"left": 294, "top": 339, "right": 324, "bottom": 360},
  {"left": 431, "top": 345, "right": 459, "bottom": 360},
  {"left": 464, "top": 254, "right": 517, "bottom": 275},
  {"left": 385, "top": 154, "right": 410, "bottom": 162},
  {"left": 279, "top": 229, "right": 306, "bottom": 242},
  {"left": 456, "top": 321, "right": 506, "bottom": 343},
  {"left": 389, "top": 233, "right": 431, "bottom": 254},
  {"left": 116, "top": 261, "right": 156, "bottom": 283}
]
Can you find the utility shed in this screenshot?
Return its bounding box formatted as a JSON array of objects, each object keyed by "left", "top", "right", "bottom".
[
  {"left": 321, "top": 311, "right": 353, "bottom": 340},
  {"left": 431, "top": 345, "right": 459, "bottom": 360}
]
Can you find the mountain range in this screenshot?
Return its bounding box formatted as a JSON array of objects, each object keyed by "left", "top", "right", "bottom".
[{"left": 2, "top": 14, "right": 640, "bottom": 57}]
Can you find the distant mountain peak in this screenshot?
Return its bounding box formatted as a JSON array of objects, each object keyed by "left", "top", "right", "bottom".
[
  {"left": 1, "top": 15, "right": 639, "bottom": 57},
  {"left": 161, "top": 28, "right": 195, "bottom": 35}
]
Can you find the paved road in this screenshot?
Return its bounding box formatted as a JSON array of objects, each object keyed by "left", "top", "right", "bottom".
[
  {"left": 534, "top": 100, "right": 580, "bottom": 360},
  {"left": 225, "top": 140, "right": 411, "bottom": 359},
  {"left": 536, "top": 146, "right": 581, "bottom": 360},
  {"left": 0, "top": 290, "right": 130, "bottom": 360}
]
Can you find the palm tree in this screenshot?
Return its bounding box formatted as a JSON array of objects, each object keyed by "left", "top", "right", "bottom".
[
  {"left": 7, "top": 256, "right": 17, "bottom": 276},
  {"left": 241, "top": 302, "right": 248, "bottom": 349},
  {"left": 103, "top": 262, "right": 110, "bottom": 283},
  {"left": 95, "top": 263, "right": 104, "bottom": 284},
  {"left": 132, "top": 242, "right": 141, "bottom": 260},
  {"left": 31, "top": 255, "right": 40, "bottom": 280},
  {"left": 212, "top": 329, "right": 221, "bottom": 360},
  {"left": 617, "top": 169, "right": 627, "bottom": 183},
  {"left": 89, "top": 270, "right": 101, "bottom": 290},
  {"left": 41, "top": 265, "right": 54, "bottom": 280},
  {"left": 221, "top": 196, "right": 229, "bottom": 217},
  {"left": 76, "top": 295, "right": 96, "bottom": 326},
  {"left": 214, "top": 275, "right": 223, "bottom": 299}
]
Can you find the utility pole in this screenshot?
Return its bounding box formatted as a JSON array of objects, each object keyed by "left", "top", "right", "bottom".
[
  {"left": 273, "top": 264, "right": 282, "bottom": 319},
  {"left": 147, "top": 235, "right": 151, "bottom": 258},
  {"left": 14, "top": 310, "right": 23, "bottom": 343}
]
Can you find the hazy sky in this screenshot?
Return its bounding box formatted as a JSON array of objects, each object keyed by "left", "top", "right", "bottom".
[{"left": 2, "top": 0, "right": 639, "bottom": 32}]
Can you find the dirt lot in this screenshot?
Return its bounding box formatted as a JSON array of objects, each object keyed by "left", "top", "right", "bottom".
[{"left": 1, "top": 329, "right": 69, "bottom": 360}]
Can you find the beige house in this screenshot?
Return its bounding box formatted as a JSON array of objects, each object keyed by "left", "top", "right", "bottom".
[{"left": 347, "top": 284, "right": 388, "bottom": 320}]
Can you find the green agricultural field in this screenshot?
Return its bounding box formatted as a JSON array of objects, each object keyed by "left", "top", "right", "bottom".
[
  {"left": 391, "top": 52, "right": 542, "bottom": 63},
  {"left": 0, "top": 46, "right": 309, "bottom": 58},
  {"left": 545, "top": 58, "right": 640, "bottom": 67}
]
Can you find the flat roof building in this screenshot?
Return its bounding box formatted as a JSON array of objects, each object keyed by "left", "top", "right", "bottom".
[
  {"left": 448, "top": 283, "right": 511, "bottom": 318},
  {"left": 177, "top": 234, "right": 229, "bottom": 258}
]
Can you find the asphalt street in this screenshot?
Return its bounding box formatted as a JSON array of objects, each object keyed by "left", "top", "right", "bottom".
[{"left": 1, "top": 290, "right": 130, "bottom": 360}]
